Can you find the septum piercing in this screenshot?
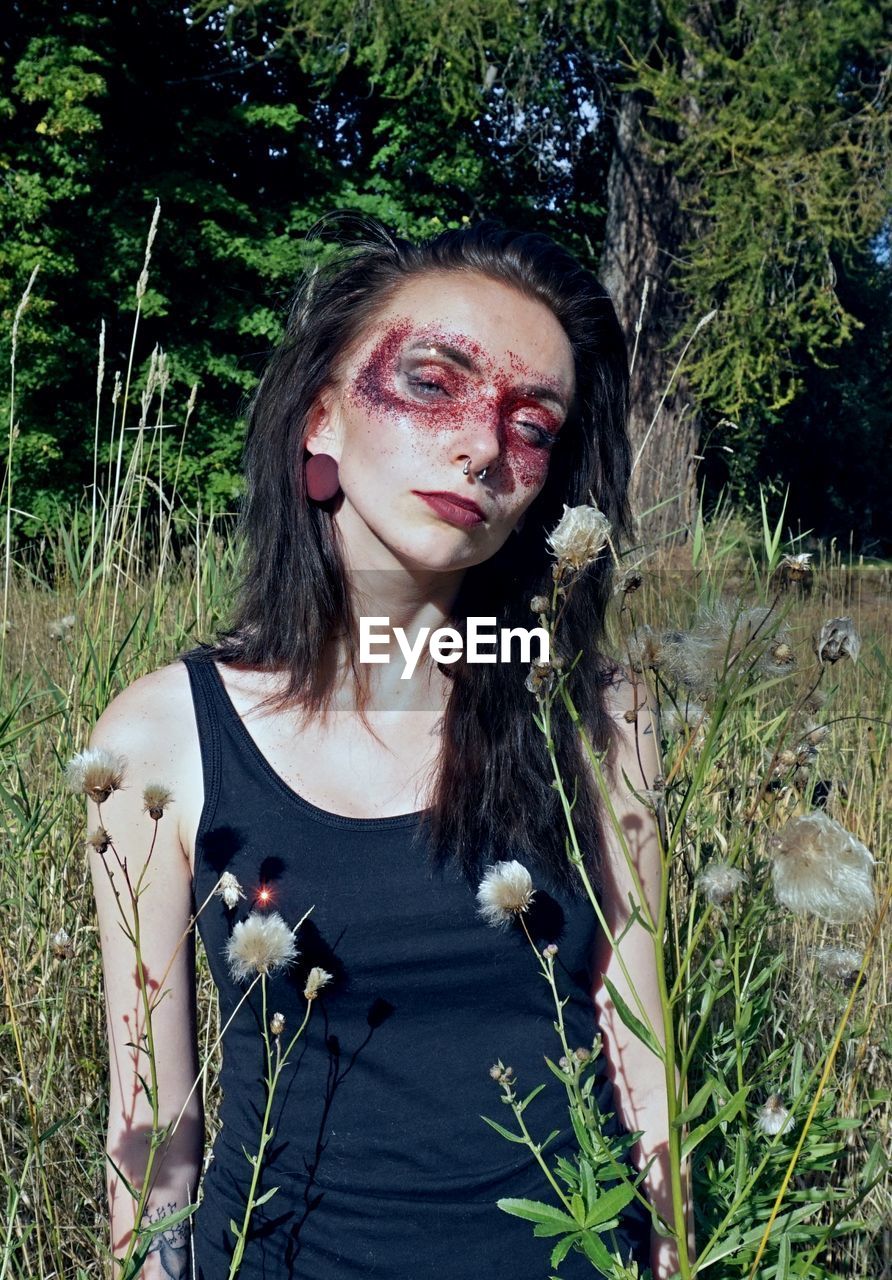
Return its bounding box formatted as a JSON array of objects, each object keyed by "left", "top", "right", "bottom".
[{"left": 462, "top": 459, "right": 488, "bottom": 479}]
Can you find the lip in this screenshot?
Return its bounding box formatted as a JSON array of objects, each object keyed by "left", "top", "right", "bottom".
[{"left": 413, "top": 490, "right": 486, "bottom": 527}]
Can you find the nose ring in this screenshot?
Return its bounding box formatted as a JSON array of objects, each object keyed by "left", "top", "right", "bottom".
[{"left": 462, "top": 460, "right": 488, "bottom": 480}]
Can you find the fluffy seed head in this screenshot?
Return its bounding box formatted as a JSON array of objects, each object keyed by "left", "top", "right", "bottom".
[
  {"left": 778, "top": 553, "right": 812, "bottom": 583},
  {"left": 476, "top": 860, "right": 536, "bottom": 927},
  {"left": 529, "top": 595, "right": 550, "bottom": 615},
  {"left": 143, "top": 784, "right": 173, "bottom": 820},
  {"left": 215, "top": 872, "right": 245, "bottom": 910},
  {"left": 755, "top": 1094, "right": 795, "bottom": 1137},
  {"left": 51, "top": 928, "right": 73, "bottom": 960},
  {"left": 768, "top": 811, "right": 875, "bottom": 924},
  {"left": 303, "top": 967, "right": 333, "bottom": 1000},
  {"left": 270, "top": 1011, "right": 286, "bottom": 1036},
  {"left": 48, "top": 613, "right": 76, "bottom": 641},
  {"left": 225, "top": 910, "right": 298, "bottom": 982},
  {"left": 545, "top": 502, "right": 611, "bottom": 571},
  {"left": 812, "top": 945, "right": 864, "bottom": 982},
  {"left": 698, "top": 862, "right": 746, "bottom": 906},
  {"left": 65, "top": 747, "right": 127, "bottom": 805},
  {"left": 86, "top": 827, "right": 112, "bottom": 855},
  {"left": 815, "top": 617, "right": 861, "bottom": 665}
]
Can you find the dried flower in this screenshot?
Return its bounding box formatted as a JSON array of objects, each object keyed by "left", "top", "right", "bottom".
[
  {"left": 65, "top": 747, "right": 127, "bottom": 805},
  {"left": 48, "top": 613, "right": 76, "bottom": 640},
  {"left": 225, "top": 910, "right": 298, "bottom": 983},
  {"left": 573, "top": 1046, "right": 591, "bottom": 1063},
  {"left": 143, "top": 784, "right": 173, "bottom": 820},
  {"left": 303, "top": 967, "right": 332, "bottom": 1000},
  {"left": 546, "top": 502, "right": 611, "bottom": 572},
  {"left": 215, "top": 872, "right": 245, "bottom": 911},
  {"left": 811, "top": 945, "right": 864, "bottom": 983},
  {"left": 50, "top": 928, "right": 73, "bottom": 960},
  {"left": 778, "top": 553, "right": 812, "bottom": 583},
  {"left": 529, "top": 595, "right": 550, "bottom": 615},
  {"left": 489, "top": 1063, "right": 504, "bottom": 1080},
  {"left": 615, "top": 569, "right": 643, "bottom": 597},
  {"left": 476, "top": 860, "right": 536, "bottom": 927},
  {"left": 525, "top": 660, "right": 556, "bottom": 696},
  {"left": 669, "top": 600, "right": 796, "bottom": 693},
  {"left": 626, "top": 625, "right": 664, "bottom": 673},
  {"left": 86, "top": 827, "right": 112, "bottom": 855},
  {"left": 768, "top": 811, "right": 875, "bottom": 924},
  {"left": 489, "top": 1060, "right": 515, "bottom": 1086},
  {"left": 755, "top": 1094, "right": 795, "bottom": 1137},
  {"left": 815, "top": 617, "right": 861, "bottom": 665},
  {"left": 270, "top": 1011, "right": 286, "bottom": 1036},
  {"left": 698, "top": 862, "right": 746, "bottom": 906},
  {"left": 542, "top": 942, "right": 559, "bottom": 959},
  {"left": 661, "top": 699, "right": 709, "bottom": 739}
]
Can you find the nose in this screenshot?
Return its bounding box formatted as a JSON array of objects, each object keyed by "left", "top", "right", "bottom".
[{"left": 450, "top": 397, "right": 503, "bottom": 477}]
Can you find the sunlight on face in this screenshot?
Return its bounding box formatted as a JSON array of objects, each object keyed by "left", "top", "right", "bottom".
[{"left": 308, "top": 271, "right": 576, "bottom": 573}]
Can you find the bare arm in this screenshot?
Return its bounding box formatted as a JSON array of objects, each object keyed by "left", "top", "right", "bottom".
[
  {"left": 590, "top": 669, "right": 696, "bottom": 1279},
  {"left": 86, "top": 667, "right": 204, "bottom": 1278}
]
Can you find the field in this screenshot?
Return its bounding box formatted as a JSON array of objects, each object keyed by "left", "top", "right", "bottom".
[{"left": 0, "top": 490, "right": 888, "bottom": 1278}]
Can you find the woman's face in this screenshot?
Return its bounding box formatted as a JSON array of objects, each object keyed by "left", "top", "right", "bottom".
[{"left": 306, "top": 271, "right": 576, "bottom": 572}]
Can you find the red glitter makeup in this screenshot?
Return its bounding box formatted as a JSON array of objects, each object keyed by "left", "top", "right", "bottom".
[{"left": 350, "top": 321, "right": 570, "bottom": 489}]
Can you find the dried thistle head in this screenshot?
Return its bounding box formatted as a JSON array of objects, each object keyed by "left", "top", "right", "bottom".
[
  {"left": 811, "top": 945, "right": 864, "bottom": 983},
  {"left": 215, "top": 872, "right": 245, "bottom": 911},
  {"left": 50, "top": 928, "right": 74, "bottom": 960},
  {"left": 86, "top": 827, "right": 112, "bottom": 856},
  {"left": 48, "top": 613, "right": 76, "bottom": 641},
  {"left": 545, "top": 502, "right": 611, "bottom": 572},
  {"left": 755, "top": 1094, "right": 795, "bottom": 1137},
  {"left": 778, "top": 553, "right": 812, "bottom": 583},
  {"left": 65, "top": 748, "right": 127, "bottom": 806},
  {"left": 525, "top": 660, "right": 556, "bottom": 696},
  {"left": 476, "top": 860, "right": 536, "bottom": 928},
  {"left": 768, "top": 811, "right": 876, "bottom": 924},
  {"left": 225, "top": 911, "right": 298, "bottom": 983},
  {"left": 303, "top": 967, "right": 333, "bottom": 1001},
  {"left": 626, "top": 625, "right": 665, "bottom": 673},
  {"left": 143, "top": 784, "right": 173, "bottom": 820},
  {"left": 529, "top": 594, "right": 550, "bottom": 615},
  {"left": 270, "top": 1011, "right": 286, "bottom": 1036},
  {"left": 815, "top": 617, "right": 861, "bottom": 665},
  {"left": 697, "top": 862, "right": 746, "bottom": 906}
]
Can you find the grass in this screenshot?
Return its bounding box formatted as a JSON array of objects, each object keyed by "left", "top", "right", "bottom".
[{"left": 0, "top": 501, "right": 887, "bottom": 1278}]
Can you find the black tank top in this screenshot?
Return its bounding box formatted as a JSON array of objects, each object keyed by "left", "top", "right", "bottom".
[{"left": 183, "top": 654, "right": 651, "bottom": 1278}]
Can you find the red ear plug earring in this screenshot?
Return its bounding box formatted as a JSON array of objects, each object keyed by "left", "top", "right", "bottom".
[{"left": 305, "top": 452, "right": 341, "bottom": 501}]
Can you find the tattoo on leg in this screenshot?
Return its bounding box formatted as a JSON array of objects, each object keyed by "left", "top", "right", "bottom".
[{"left": 143, "top": 1202, "right": 189, "bottom": 1279}]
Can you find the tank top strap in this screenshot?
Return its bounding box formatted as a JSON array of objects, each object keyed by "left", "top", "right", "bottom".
[{"left": 181, "top": 653, "right": 224, "bottom": 879}]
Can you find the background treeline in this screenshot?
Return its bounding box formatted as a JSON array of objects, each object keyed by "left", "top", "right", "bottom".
[{"left": 2, "top": 0, "right": 890, "bottom": 550}]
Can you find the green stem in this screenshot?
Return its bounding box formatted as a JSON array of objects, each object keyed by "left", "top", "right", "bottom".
[{"left": 227, "top": 975, "right": 279, "bottom": 1280}]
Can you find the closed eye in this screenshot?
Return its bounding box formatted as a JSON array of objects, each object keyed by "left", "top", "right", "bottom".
[{"left": 406, "top": 375, "right": 449, "bottom": 397}]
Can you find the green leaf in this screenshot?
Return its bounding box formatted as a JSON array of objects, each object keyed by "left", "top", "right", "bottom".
[
  {"left": 518, "top": 1082, "right": 548, "bottom": 1113},
  {"left": 674, "top": 1077, "right": 716, "bottom": 1127},
  {"left": 599, "top": 974, "right": 664, "bottom": 1060},
  {"left": 496, "top": 1198, "right": 577, "bottom": 1232},
  {"left": 580, "top": 1229, "right": 616, "bottom": 1272},
  {"left": 134, "top": 1202, "right": 198, "bottom": 1237},
  {"left": 550, "top": 1232, "right": 579, "bottom": 1268},
  {"left": 480, "top": 1115, "right": 528, "bottom": 1144},
  {"left": 682, "top": 1083, "right": 749, "bottom": 1159},
  {"left": 253, "top": 1185, "right": 279, "bottom": 1208},
  {"left": 584, "top": 1182, "right": 637, "bottom": 1227}
]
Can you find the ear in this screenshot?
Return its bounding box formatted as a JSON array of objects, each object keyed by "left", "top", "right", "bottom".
[{"left": 304, "top": 386, "right": 343, "bottom": 456}]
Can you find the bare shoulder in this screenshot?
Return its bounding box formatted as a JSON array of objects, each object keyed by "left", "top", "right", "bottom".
[
  {"left": 88, "top": 660, "right": 204, "bottom": 857},
  {"left": 90, "top": 660, "right": 195, "bottom": 754}
]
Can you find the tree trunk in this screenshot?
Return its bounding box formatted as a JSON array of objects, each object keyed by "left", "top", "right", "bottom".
[{"left": 599, "top": 91, "right": 701, "bottom": 543}]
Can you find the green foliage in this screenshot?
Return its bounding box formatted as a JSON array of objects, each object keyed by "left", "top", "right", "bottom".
[{"left": 624, "top": 0, "right": 892, "bottom": 420}]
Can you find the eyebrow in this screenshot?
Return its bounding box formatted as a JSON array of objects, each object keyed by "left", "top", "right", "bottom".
[{"left": 406, "top": 340, "right": 571, "bottom": 413}]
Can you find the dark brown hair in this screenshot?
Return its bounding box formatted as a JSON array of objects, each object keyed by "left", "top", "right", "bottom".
[{"left": 191, "top": 213, "right": 633, "bottom": 897}]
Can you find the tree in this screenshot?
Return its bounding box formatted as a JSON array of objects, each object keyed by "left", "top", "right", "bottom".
[{"left": 200, "top": 0, "right": 892, "bottom": 540}]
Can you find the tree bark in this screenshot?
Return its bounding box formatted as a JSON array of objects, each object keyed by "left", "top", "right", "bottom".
[{"left": 599, "top": 91, "right": 701, "bottom": 543}]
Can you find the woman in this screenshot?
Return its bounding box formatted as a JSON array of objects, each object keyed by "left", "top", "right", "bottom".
[{"left": 87, "top": 216, "right": 690, "bottom": 1278}]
